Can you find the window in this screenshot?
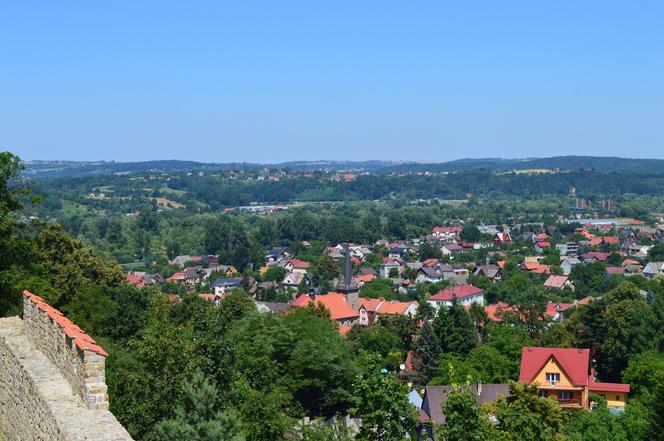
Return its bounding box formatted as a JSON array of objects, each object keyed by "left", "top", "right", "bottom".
[
  {"left": 616, "top": 395, "right": 620, "bottom": 401},
  {"left": 546, "top": 373, "right": 560, "bottom": 383},
  {"left": 557, "top": 391, "right": 573, "bottom": 400}
]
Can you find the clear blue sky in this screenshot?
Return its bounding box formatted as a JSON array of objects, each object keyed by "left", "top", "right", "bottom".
[{"left": 2, "top": 1, "right": 663, "bottom": 163}]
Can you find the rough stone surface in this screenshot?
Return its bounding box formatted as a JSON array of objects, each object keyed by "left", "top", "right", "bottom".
[{"left": 0, "top": 312, "right": 133, "bottom": 440}]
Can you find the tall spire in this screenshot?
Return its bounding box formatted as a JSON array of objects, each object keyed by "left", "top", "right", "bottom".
[
  {"left": 337, "top": 242, "right": 360, "bottom": 310},
  {"left": 343, "top": 242, "right": 353, "bottom": 290}
]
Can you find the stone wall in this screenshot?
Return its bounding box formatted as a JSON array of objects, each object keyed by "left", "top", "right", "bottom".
[
  {"left": 0, "top": 291, "right": 133, "bottom": 441},
  {"left": 22, "top": 291, "right": 108, "bottom": 410}
]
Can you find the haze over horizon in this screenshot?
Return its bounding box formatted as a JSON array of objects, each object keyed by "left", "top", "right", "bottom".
[{"left": 2, "top": 1, "right": 663, "bottom": 163}]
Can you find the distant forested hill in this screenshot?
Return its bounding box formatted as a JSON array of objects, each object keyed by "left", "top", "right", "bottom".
[{"left": 24, "top": 156, "right": 664, "bottom": 178}]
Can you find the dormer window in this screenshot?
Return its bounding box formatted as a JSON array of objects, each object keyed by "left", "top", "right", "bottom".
[{"left": 546, "top": 373, "right": 560, "bottom": 384}]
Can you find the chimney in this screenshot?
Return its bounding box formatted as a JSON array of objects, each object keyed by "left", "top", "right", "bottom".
[{"left": 477, "top": 380, "right": 483, "bottom": 397}]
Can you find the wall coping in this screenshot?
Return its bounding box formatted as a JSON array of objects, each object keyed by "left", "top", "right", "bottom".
[{"left": 22, "top": 290, "right": 108, "bottom": 356}]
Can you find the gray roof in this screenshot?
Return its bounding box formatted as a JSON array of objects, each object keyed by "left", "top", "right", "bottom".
[
  {"left": 211, "top": 277, "right": 242, "bottom": 289},
  {"left": 422, "top": 384, "right": 510, "bottom": 425},
  {"left": 255, "top": 301, "right": 292, "bottom": 313}
]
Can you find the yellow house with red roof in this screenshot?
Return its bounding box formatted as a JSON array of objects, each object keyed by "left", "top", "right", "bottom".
[{"left": 519, "top": 347, "right": 630, "bottom": 411}]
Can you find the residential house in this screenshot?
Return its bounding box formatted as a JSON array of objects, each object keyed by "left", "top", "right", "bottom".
[
  {"left": 254, "top": 301, "right": 292, "bottom": 314},
  {"left": 380, "top": 260, "right": 402, "bottom": 278},
  {"left": 493, "top": 232, "right": 512, "bottom": 248},
  {"left": 441, "top": 243, "right": 463, "bottom": 255},
  {"left": 417, "top": 266, "right": 443, "bottom": 284},
  {"left": 354, "top": 273, "right": 376, "bottom": 287},
  {"left": 358, "top": 298, "right": 419, "bottom": 325},
  {"left": 127, "top": 271, "right": 164, "bottom": 288},
  {"left": 560, "top": 257, "right": 581, "bottom": 276},
  {"left": 211, "top": 277, "right": 242, "bottom": 295},
  {"left": 169, "top": 255, "right": 202, "bottom": 267},
  {"left": 431, "top": 226, "right": 462, "bottom": 240},
  {"left": 643, "top": 262, "right": 664, "bottom": 278},
  {"left": 374, "top": 300, "right": 418, "bottom": 321},
  {"left": 605, "top": 266, "right": 626, "bottom": 277},
  {"left": 545, "top": 301, "right": 574, "bottom": 322},
  {"left": 420, "top": 383, "right": 510, "bottom": 430},
  {"left": 359, "top": 298, "right": 384, "bottom": 325},
  {"left": 283, "top": 259, "right": 310, "bottom": 274},
  {"left": 579, "top": 252, "right": 610, "bottom": 262},
  {"left": 427, "top": 284, "right": 484, "bottom": 310},
  {"left": 281, "top": 271, "right": 306, "bottom": 289},
  {"left": 534, "top": 241, "right": 552, "bottom": 254},
  {"left": 520, "top": 262, "right": 552, "bottom": 274},
  {"left": 266, "top": 247, "right": 289, "bottom": 263},
  {"left": 519, "top": 347, "right": 630, "bottom": 411},
  {"left": 291, "top": 292, "right": 359, "bottom": 326},
  {"left": 359, "top": 267, "right": 378, "bottom": 277},
  {"left": 543, "top": 275, "right": 574, "bottom": 291},
  {"left": 556, "top": 242, "right": 579, "bottom": 256},
  {"left": 473, "top": 264, "right": 502, "bottom": 282}
]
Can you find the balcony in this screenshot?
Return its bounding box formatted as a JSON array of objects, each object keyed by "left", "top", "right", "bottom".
[{"left": 557, "top": 397, "right": 582, "bottom": 408}]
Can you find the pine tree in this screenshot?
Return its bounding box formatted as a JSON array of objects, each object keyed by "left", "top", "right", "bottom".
[{"left": 152, "top": 371, "right": 245, "bottom": 441}]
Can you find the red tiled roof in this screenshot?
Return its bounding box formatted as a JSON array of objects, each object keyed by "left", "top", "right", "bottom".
[
  {"left": 291, "top": 293, "right": 359, "bottom": 320},
  {"left": 543, "top": 275, "right": 569, "bottom": 289},
  {"left": 589, "top": 379, "right": 630, "bottom": 393},
  {"left": 605, "top": 266, "right": 625, "bottom": 275},
  {"left": 356, "top": 274, "right": 376, "bottom": 283},
  {"left": 287, "top": 259, "right": 311, "bottom": 270},
  {"left": 536, "top": 241, "right": 551, "bottom": 247},
  {"left": 485, "top": 301, "right": 515, "bottom": 321},
  {"left": 432, "top": 226, "right": 462, "bottom": 234},
  {"left": 519, "top": 347, "right": 590, "bottom": 386},
  {"left": 602, "top": 236, "right": 620, "bottom": 245},
  {"left": 359, "top": 297, "right": 384, "bottom": 313},
  {"left": 429, "top": 284, "right": 483, "bottom": 301},
  {"left": 544, "top": 301, "right": 573, "bottom": 318},
  {"left": 377, "top": 300, "right": 418, "bottom": 315}
]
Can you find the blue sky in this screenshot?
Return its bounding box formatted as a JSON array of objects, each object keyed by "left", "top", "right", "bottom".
[{"left": 1, "top": 1, "right": 663, "bottom": 163}]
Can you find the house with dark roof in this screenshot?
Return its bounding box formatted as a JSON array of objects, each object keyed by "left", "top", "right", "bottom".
[
  {"left": 416, "top": 266, "right": 443, "bottom": 284},
  {"left": 211, "top": 277, "right": 242, "bottom": 295},
  {"left": 420, "top": 383, "right": 510, "bottom": 433},
  {"left": 519, "top": 347, "right": 629, "bottom": 411},
  {"left": 254, "top": 301, "right": 292, "bottom": 314},
  {"left": 473, "top": 264, "right": 502, "bottom": 282}
]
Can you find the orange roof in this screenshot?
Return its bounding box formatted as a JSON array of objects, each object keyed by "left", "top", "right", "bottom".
[
  {"left": 292, "top": 293, "right": 359, "bottom": 320},
  {"left": 589, "top": 237, "right": 603, "bottom": 247},
  {"left": 422, "top": 258, "right": 439, "bottom": 267},
  {"left": 602, "top": 236, "right": 620, "bottom": 245},
  {"left": 521, "top": 262, "right": 551, "bottom": 273},
  {"left": 339, "top": 324, "right": 353, "bottom": 336},
  {"left": 496, "top": 260, "right": 506, "bottom": 269},
  {"left": 360, "top": 297, "right": 384, "bottom": 313},
  {"left": 377, "top": 300, "right": 418, "bottom": 315},
  {"left": 356, "top": 274, "right": 376, "bottom": 283},
  {"left": 485, "top": 302, "right": 516, "bottom": 321}
]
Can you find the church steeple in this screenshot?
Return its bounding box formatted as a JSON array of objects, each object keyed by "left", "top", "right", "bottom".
[{"left": 337, "top": 242, "right": 360, "bottom": 310}]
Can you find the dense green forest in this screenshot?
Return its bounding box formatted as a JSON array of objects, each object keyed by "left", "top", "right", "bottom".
[{"left": 5, "top": 150, "right": 664, "bottom": 440}]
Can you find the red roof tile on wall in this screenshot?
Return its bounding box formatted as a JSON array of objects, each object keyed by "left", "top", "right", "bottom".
[{"left": 23, "top": 290, "right": 109, "bottom": 357}]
